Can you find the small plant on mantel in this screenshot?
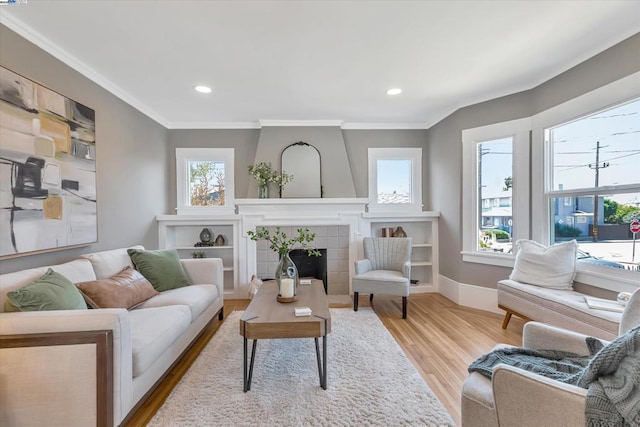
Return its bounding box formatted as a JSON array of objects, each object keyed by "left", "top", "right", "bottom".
[
  {"left": 247, "top": 226, "right": 321, "bottom": 257},
  {"left": 247, "top": 162, "right": 293, "bottom": 197}
]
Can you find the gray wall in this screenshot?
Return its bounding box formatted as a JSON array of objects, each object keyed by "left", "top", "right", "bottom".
[
  {"left": 0, "top": 25, "right": 169, "bottom": 274},
  {"left": 427, "top": 32, "right": 640, "bottom": 288}
]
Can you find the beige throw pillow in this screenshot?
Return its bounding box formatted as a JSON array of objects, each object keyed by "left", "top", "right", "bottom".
[
  {"left": 509, "top": 239, "right": 578, "bottom": 290},
  {"left": 76, "top": 266, "right": 159, "bottom": 309}
]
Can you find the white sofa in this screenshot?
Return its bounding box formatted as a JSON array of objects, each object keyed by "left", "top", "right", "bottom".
[
  {"left": 0, "top": 246, "right": 224, "bottom": 427},
  {"left": 498, "top": 279, "right": 622, "bottom": 340}
]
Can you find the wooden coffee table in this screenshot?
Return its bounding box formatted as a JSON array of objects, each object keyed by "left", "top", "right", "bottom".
[{"left": 239, "top": 279, "right": 331, "bottom": 392}]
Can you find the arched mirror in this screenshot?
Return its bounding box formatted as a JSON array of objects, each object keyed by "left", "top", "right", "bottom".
[{"left": 280, "top": 141, "right": 322, "bottom": 198}]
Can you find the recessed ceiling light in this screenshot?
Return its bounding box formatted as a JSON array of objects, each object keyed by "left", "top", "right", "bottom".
[
  {"left": 386, "top": 88, "right": 402, "bottom": 96},
  {"left": 194, "top": 85, "right": 212, "bottom": 94}
]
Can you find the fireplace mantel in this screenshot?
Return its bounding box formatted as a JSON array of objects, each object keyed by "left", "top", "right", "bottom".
[{"left": 235, "top": 198, "right": 369, "bottom": 216}]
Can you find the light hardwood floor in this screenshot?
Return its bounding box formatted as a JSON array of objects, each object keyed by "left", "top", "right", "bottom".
[{"left": 125, "top": 293, "right": 525, "bottom": 426}]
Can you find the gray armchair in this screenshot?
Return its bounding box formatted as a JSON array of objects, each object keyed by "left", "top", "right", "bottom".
[
  {"left": 461, "top": 288, "right": 640, "bottom": 427},
  {"left": 352, "top": 237, "right": 412, "bottom": 319}
]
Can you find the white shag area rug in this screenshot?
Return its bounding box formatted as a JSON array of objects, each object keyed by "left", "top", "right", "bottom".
[{"left": 149, "top": 308, "right": 455, "bottom": 426}]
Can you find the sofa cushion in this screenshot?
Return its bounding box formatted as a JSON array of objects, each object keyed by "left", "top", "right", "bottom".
[
  {"left": 0, "top": 259, "right": 96, "bottom": 313},
  {"left": 6, "top": 269, "right": 88, "bottom": 312},
  {"left": 127, "top": 248, "right": 190, "bottom": 292},
  {"left": 81, "top": 245, "right": 144, "bottom": 279},
  {"left": 128, "top": 305, "right": 191, "bottom": 377},
  {"left": 509, "top": 239, "right": 577, "bottom": 290},
  {"left": 134, "top": 284, "right": 218, "bottom": 322},
  {"left": 498, "top": 279, "right": 620, "bottom": 339},
  {"left": 76, "top": 266, "right": 159, "bottom": 309}
]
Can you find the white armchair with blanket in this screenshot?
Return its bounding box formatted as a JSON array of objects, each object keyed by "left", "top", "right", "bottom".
[{"left": 461, "top": 288, "right": 640, "bottom": 427}]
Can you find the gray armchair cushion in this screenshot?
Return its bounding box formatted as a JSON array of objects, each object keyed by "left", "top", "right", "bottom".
[
  {"left": 363, "top": 237, "right": 412, "bottom": 274},
  {"left": 352, "top": 238, "right": 413, "bottom": 297}
]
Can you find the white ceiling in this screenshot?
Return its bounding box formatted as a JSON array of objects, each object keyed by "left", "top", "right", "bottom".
[{"left": 1, "top": 1, "right": 639, "bottom": 129}]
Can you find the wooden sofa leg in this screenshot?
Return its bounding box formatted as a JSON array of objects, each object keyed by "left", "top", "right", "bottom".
[
  {"left": 354, "top": 292, "right": 359, "bottom": 311},
  {"left": 501, "top": 311, "right": 512, "bottom": 329},
  {"left": 218, "top": 308, "right": 224, "bottom": 321},
  {"left": 369, "top": 294, "right": 374, "bottom": 302}
]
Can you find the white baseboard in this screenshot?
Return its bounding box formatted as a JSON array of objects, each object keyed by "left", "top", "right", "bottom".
[{"left": 438, "top": 274, "right": 502, "bottom": 314}]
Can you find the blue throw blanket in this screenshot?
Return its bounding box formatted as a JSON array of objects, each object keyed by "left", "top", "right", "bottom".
[{"left": 468, "top": 325, "right": 640, "bottom": 426}]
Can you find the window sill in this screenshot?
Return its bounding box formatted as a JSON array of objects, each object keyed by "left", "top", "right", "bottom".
[{"left": 461, "top": 251, "right": 515, "bottom": 268}]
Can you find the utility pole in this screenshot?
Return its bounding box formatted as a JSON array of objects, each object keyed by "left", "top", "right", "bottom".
[{"left": 589, "top": 141, "right": 610, "bottom": 242}]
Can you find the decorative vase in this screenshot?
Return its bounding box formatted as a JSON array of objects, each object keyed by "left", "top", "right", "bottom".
[
  {"left": 258, "top": 184, "right": 269, "bottom": 199},
  {"left": 199, "top": 228, "right": 213, "bottom": 243},
  {"left": 394, "top": 226, "right": 407, "bottom": 238},
  {"left": 275, "top": 252, "right": 298, "bottom": 303},
  {"left": 214, "top": 234, "right": 226, "bottom": 246}
]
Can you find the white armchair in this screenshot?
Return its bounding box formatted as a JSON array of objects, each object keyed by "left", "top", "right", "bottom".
[
  {"left": 461, "top": 288, "right": 640, "bottom": 427},
  {"left": 352, "top": 237, "right": 412, "bottom": 319}
]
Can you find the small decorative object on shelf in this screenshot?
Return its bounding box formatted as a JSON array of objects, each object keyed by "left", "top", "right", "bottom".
[
  {"left": 214, "top": 234, "right": 226, "bottom": 246},
  {"left": 191, "top": 250, "right": 206, "bottom": 258},
  {"left": 199, "top": 228, "right": 213, "bottom": 243},
  {"left": 246, "top": 226, "right": 321, "bottom": 303},
  {"left": 394, "top": 226, "right": 407, "bottom": 238},
  {"left": 247, "top": 162, "right": 293, "bottom": 199}
]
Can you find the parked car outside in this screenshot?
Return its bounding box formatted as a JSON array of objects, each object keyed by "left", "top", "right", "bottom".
[{"left": 577, "top": 249, "right": 625, "bottom": 269}]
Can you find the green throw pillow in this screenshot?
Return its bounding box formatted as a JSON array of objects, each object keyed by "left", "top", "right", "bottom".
[
  {"left": 127, "top": 248, "right": 190, "bottom": 292},
  {"left": 7, "top": 268, "right": 88, "bottom": 312}
]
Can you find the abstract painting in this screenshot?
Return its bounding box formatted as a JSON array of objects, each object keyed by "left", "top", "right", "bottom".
[{"left": 0, "top": 66, "right": 97, "bottom": 258}]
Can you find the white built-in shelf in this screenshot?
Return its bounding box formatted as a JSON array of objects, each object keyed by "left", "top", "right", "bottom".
[
  {"left": 411, "top": 261, "right": 433, "bottom": 267},
  {"left": 412, "top": 243, "right": 432, "bottom": 248},
  {"left": 223, "top": 267, "right": 234, "bottom": 272}
]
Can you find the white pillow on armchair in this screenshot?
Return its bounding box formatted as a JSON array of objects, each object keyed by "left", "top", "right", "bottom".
[{"left": 509, "top": 239, "right": 578, "bottom": 290}]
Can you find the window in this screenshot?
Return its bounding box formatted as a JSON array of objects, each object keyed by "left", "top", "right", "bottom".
[
  {"left": 545, "top": 99, "right": 639, "bottom": 272},
  {"left": 368, "top": 148, "right": 422, "bottom": 212},
  {"left": 462, "top": 118, "right": 530, "bottom": 266},
  {"left": 530, "top": 71, "right": 640, "bottom": 288},
  {"left": 176, "top": 148, "right": 234, "bottom": 215}
]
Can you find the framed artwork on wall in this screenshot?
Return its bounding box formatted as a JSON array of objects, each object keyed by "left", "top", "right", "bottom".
[{"left": 0, "top": 66, "right": 97, "bottom": 258}]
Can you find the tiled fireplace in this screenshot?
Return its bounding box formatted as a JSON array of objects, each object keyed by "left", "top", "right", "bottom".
[
  {"left": 237, "top": 198, "right": 369, "bottom": 297},
  {"left": 255, "top": 225, "right": 350, "bottom": 295}
]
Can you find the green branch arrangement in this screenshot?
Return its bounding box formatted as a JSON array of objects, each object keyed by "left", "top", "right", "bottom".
[{"left": 247, "top": 226, "right": 321, "bottom": 257}]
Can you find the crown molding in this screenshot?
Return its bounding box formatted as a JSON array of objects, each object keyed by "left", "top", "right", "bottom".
[
  {"left": 259, "top": 119, "right": 344, "bottom": 127},
  {"left": 168, "top": 121, "right": 261, "bottom": 129},
  {"left": 0, "top": 11, "right": 170, "bottom": 127},
  {"left": 341, "top": 122, "right": 430, "bottom": 130}
]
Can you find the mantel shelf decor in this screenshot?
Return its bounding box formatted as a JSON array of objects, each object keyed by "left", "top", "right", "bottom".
[
  {"left": 246, "top": 226, "right": 321, "bottom": 303},
  {"left": 247, "top": 162, "right": 293, "bottom": 199}
]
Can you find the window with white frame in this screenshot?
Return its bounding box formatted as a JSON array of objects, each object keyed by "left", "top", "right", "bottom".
[
  {"left": 367, "top": 147, "right": 422, "bottom": 212},
  {"left": 544, "top": 98, "right": 639, "bottom": 272},
  {"left": 176, "top": 148, "right": 235, "bottom": 215},
  {"left": 462, "top": 118, "right": 530, "bottom": 266},
  {"left": 529, "top": 72, "right": 640, "bottom": 288}
]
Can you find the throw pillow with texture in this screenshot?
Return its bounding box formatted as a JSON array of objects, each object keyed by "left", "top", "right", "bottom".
[
  {"left": 509, "top": 239, "right": 578, "bottom": 290},
  {"left": 127, "top": 248, "right": 190, "bottom": 292},
  {"left": 76, "top": 266, "right": 159, "bottom": 309},
  {"left": 6, "top": 268, "right": 88, "bottom": 312}
]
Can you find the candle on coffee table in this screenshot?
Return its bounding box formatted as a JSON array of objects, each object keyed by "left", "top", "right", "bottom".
[{"left": 280, "top": 278, "right": 294, "bottom": 298}]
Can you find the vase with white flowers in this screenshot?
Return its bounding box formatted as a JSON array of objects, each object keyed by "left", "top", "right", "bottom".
[{"left": 247, "top": 162, "right": 293, "bottom": 198}]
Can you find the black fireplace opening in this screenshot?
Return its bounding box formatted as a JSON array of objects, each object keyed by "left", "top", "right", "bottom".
[{"left": 288, "top": 248, "right": 327, "bottom": 293}]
